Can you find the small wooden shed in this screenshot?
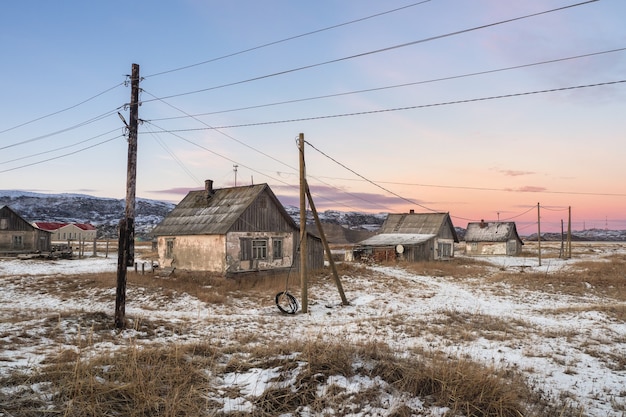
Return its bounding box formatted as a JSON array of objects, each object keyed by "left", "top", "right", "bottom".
[
  {"left": 353, "top": 211, "right": 459, "bottom": 262},
  {"left": 0, "top": 205, "right": 51, "bottom": 255},
  {"left": 464, "top": 221, "right": 524, "bottom": 256},
  {"left": 151, "top": 180, "right": 323, "bottom": 274}
]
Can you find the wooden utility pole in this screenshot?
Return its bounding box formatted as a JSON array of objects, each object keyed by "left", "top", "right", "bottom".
[
  {"left": 115, "top": 63, "right": 140, "bottom": 329},
  {"left": 537, "top": 202, "right": 541, "bottom": 267},
  {"left": 298, "top": 133, "right": 308, "bottom": 313},
  {"left": 305, "top": 183, "right": 348, "bottom": 306},
  {"left": 567, "top": 206, "right": 572, "bottom": 258},
  {"left": 560, "top": 219, "right": 564, "bottom": 258}
]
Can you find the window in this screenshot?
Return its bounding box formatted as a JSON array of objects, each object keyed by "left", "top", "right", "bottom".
[
  {"left": 272, "top": 238, "right": 283, "bottom": 259},
  {"left": 252, "top": 239, "right": 268, "bottom": 259},
  {"left": 13, "top": 235, "right": 23, "bottom": 249},
  {"left": 0, "top": 218, "right": 7, "bottom": 230},
  {"left": 240, "top": 238, "right": 251, "bottom": 261},
  {"left": 438, "top": 242, "right": 452, "bottom": 257},
  {"left": 241, "top": 238, "right": 269, "bottom": 260},
  {"left": 165, "top": 239, "right": 175, "bottom": 258}
]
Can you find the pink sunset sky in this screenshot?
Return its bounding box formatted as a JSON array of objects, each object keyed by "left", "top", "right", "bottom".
[{"left": 1, "top": 0, "right": 625, "bottom": 233}]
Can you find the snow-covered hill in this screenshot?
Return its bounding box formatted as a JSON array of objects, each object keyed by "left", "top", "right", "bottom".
[{"left": 0, "top": 190, "right": 175, "bottom": 239}]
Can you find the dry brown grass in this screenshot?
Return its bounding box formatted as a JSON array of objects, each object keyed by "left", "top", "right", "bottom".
[
  {"left": 0, "top": 336, "right": 582, "bottom": 417},
  {"left": 401, "top": 257, "right": 492, "bottom": 279},
  {"left": 2, "top": 244, "right": 622, "bottom": 416},
  {"left": 487, "top": 254, "right": 626, "bottom": 301}
]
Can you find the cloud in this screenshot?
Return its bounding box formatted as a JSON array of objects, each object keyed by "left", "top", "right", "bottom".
[
  {"left": 150, "top": 187, "right": 201, "bottom": 196},
  {"left": 272, "top": 183, "right": 422, "bottom": 212},
  {"left": 516, "top": 185, "right": 547, "bottom": 193},
  {"left": 495, "top": 169, "right": 535, "bottom": 177}
]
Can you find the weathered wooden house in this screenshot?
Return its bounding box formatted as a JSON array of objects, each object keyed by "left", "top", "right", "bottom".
[
  {"left": 33, "top": 222, "right": 97, "bottom": 242},
  {"left": 151, "top": 180, "right": 324, "bottom": 274},
  {"left": 464, "top": 221, "right": 524, "bottom": 256},
  {"left": 353, "top": 211, "right": 459, "bottom": 262},
  {"left": 0, "top": 206, "right": 51, "bottom": 255}
]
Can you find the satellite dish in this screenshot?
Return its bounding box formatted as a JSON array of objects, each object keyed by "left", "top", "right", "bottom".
[{"left": 396, "top": 244, "right": 404, "bottom": 254}]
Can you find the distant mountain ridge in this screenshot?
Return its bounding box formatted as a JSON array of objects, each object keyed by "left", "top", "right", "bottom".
[
  {"left": 2, "top": 190, "right": 624, "bottom": 242},
  {"left": 0, "top": 190, "right": 174, "bottom": 239}
]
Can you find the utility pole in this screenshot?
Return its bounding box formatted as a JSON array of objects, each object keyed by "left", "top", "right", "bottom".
[
  {"left": 567, "top": 206, "right": 572, "bottom": 258},
  {"left": 560, "top": 219, "right": 564, "bottom": 258},
  {"left": 537, "top": 202, "right": 541, "bottom": 267},
  {"left": 233, "top": 164, "right": 238, "bottom": 186},
  {"left": 115, "top": 63, "right": 140, "bottom": 329},
  {"left": 298, "top": 133, "right": 308, "bottom": 313}
]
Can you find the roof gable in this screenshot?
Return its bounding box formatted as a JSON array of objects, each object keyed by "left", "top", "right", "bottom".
[
  {"left": 380, "top": 212, "right": 459, "bottom": 242},
  {"left": 152, "top": 183, "right": 296, "bottom": 236},
  {"left": 1, "top": 205, "right": 42, "bottom": 232}
]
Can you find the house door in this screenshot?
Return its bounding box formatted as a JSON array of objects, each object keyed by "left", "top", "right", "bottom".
[{"left": 507, "top": 240, "right": 517, "bottom": 255}]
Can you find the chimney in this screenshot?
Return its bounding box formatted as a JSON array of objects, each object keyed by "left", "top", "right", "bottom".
[
  {"left": 480, "top": 219, "right": 486, "bottom": 228},
  {"left": 409, "top": 209, "right": 415, "bottom": 214},
  {"left": 205, "top": 179, "right": 214, "bottom": 199}
]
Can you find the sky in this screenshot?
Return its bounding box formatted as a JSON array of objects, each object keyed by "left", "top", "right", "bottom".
[{"left": 1, "top": 0, "right": 625, "bottom": 233}]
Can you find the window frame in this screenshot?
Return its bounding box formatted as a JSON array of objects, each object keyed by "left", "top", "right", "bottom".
[
  {"left": 165, "top": 238, "right": 175, "bottom": 259},
  {"left": 252, "top": 239, "right": 268, "bottom": 260},
  {"left": 272, "top": 238, "right": 283, "bottom": 259}
]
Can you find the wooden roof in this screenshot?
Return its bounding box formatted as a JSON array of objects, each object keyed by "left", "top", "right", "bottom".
[
  {"left": 1, "top": 205, "right": 51, "bottom": 233},
  {"left": 151, "top": 183, "right": 296, "bottom": 236},
  {"left": 464, "top": 221, "right": 523, "bottom": 244},
  {"left": 380, "top": 212, "right": 459, "bottom": 242}
]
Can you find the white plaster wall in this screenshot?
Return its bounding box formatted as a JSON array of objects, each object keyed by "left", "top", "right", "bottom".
[{"left": 157, "top": 235, "right": 226, "bottom": 272}]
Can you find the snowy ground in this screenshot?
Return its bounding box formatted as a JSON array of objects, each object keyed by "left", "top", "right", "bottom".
[{"left": 1, "top": 242, "right": 625, "bottom": 416}]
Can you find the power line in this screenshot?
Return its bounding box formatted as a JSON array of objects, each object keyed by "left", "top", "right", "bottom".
[
  {"left": 148, "top": 47, "right": 626, "bottom": 122},
  {"left": 142, "top": 90, "right": 397, "bottom": 212},
  {"left": 326, "top": 178, "right": 626, "bottom": 198},
  {"left": 0, "top": 128, "right": 122, "bottom": 165},
  {"left": 143, "top": 123, "right": 201, "bottom": 185},
  {"left": 143, "top": 1, "right": 432, "bottom": 78},
  {"left": 304, "top": 139, "right": 441, "bottom": 214},
  {"left": 141, "top": 0, "right": 597, "bottom": 104},
  {"left": 500, "top": 206, "right": 537, "bottom": 222},
  {"left": 141, "top": 89, "right": 298, "bottom": 173},
  {"left": 0, "top": 110, "right": 121, "bottom": 151},
  {"left": 143, "top": 119, "right": 388, "bottom": 213},
  {"left": 0, "top": 134, "right": 124, "bottom": 173},
  {"left": 143, "top": 79, "right": 626, "bottom": 133},
  {"left": 0, "top": 82, "right": 125, "bottom": 135},
  {"left": 143, "top": 89, "right": 397, "bottom": 212}
]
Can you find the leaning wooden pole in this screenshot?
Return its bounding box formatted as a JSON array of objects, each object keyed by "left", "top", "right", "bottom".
[
  {"left": 298, "top": 133, "right": 308, "bottom": 313},
  {"left": 305, "top": 182, "right": 348, "bottom": 305}
]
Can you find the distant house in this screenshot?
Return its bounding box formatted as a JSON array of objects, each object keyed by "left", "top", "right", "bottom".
[
  {"left": 151, "top": 180, "right": 324, "bottom": 274},
  {"left": 464, "top": 221, "right": 524, "bottom": 256},
  {"left": 353, "top": 211, "right": 459, "bottom": 262},
  {"left": 34, "top": 222, "right": 97, "bottom": 242},
  {"left": 0, "top": 206, "right": 51, "bottom": 255}
]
